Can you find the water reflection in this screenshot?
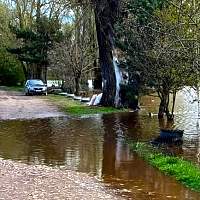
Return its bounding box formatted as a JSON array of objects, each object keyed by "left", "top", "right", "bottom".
[
  {"left": 140, "top": 87, "right": 200, "bottom": 164},
  {"left": 0, "top": 113, "right": 200, "bottom": 199},
  {"left": 101, "top": 114, "right": 200, "bottom": 199}
]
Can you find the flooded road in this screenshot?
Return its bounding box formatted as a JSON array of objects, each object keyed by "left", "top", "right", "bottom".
[
  {"left": 0, "top": 112, "right": 200, "bottom": 199},
  {"left": 0, "top": 87, "right": 200, "bottom": 199}
]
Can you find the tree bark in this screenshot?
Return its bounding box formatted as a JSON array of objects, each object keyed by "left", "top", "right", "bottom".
[
  {"left": 74, "top": 75, "right": 81, "bottom": 95},
  {"left": 94, "top": 0, "right": 119, "bottom": 107},
  {"left": 171, "top": 90, "right": 176, "bottom": 116},
  {"left": 158, "top": 89, "right": 169, "bottom": 119},
  {"left": 158, "top": 97, "right": 165, "bottom": 119},
  {"left": 93, "top": 61, "right": 102, "bottom": 90}
]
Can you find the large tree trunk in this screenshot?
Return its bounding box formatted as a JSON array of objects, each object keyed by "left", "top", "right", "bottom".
[
  {"left": 158, "top": 97, "right": 165, "bottom": 119},
  {"left": 94, "top": 0, "right": 120, "bottom": 107},
  {"left": 74, "top": 75, "right": 81, "bottom": 95},
  {"left": 93, "top": 61, "right": 102, "bottom": 90},
  {"left": 35, "top": 64, "right": 42, "bottom": 80}
]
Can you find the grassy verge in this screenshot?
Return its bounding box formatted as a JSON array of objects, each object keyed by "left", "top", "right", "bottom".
[
  {"left": 0, "top": 86, "right": 24, "bottom": 92},
  {"left": 129, "top": 142, "right": 200, "bottom": 192},
  {"left": 45, "top": 94, "right": 126, "bottom": 116}
]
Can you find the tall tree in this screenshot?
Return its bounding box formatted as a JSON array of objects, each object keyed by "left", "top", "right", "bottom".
[
  {"left": 7, "top": 0, "right": 69, "bottom": 81},
  {"left": 9, "top": 17, "right": 63, "bottom": 82},
  {"left": 0, "top": 2, "right": 24, "bottom": 86},
  {"left": 93, "top": 0, "right": 122, "bottom": 107}
]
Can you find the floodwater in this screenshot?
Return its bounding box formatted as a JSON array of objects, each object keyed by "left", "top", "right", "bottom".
[{"left": 0, "top": 88, "right": 200, "bottom": 199}]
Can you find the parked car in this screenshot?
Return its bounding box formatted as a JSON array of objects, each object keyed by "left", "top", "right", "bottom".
[{"left": 25, "top": 79, "right": 47, "bottom": 96}]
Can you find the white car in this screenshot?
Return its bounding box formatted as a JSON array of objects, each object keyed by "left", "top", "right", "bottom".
[{"left": 25, "top": 79, "right": 47, "bottom": 96}]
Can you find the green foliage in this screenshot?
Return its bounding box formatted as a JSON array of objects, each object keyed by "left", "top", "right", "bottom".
[
  {"left": 36, "top": 16, "right": 64, "bottom": 43},
  {"left": 130, "top": 142, "right": 200, "bottom": 192},
  {"left": 10, "top": 16, "right": 63, "bottom": 65},
  {"left": 63, "top": 24, "right": 74, "bottom": 39},
  {"left": 120, "top": 84, "right": 139, "bottom": 109},
  {"left": 0, "top": 2, "right": 15, "bottom": 48},
  {"left": 46, "top": 95, "right": 126, "bottom": 116},
  {"left": 8, "top": 16, "right": 64, "bottom": 82},
  {"left": 116, "top": 0, "right": 168, "bottom": 72},
  {"left": 0, "top": 3, "right": 23, "bottom": 86},
  {"left": 0, "top": 50, "right": 25, "bottom": 86},
  {"left": 126, "top": 0, "right": 167, "bottom": 23},
  {"left": 116, "top": 0, "right": 200, "bottom": 115}
]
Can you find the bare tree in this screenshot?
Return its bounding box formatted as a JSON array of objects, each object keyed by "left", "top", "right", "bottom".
[{"left": 49, "top": 4, "right": 98, "bottom": 95}]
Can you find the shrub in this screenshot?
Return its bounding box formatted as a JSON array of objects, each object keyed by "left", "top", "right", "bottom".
[{"left": 0, "top": 50, "right": 25, "bottom": 86}]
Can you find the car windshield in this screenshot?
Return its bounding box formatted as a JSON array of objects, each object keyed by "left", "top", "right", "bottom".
[{"left": 29, "top": 80, "right": 44, "bottom": 86}]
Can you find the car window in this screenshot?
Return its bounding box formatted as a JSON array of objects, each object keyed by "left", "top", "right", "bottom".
[{"left": 29, "top": 80, "right": 44, "bottom": 85}]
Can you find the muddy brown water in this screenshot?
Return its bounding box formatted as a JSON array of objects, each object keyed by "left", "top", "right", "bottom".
[
  {"left": 0, "top": 88, "right": 200, "bottom": 199},
  {"left": 0, "top": 114, "right": 199, "bottom": 199}
]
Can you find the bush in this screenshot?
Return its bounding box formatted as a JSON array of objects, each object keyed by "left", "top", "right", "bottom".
[
  {"left": 0, "top": 50, "right": 25, "bottom": 86},
  {"left": 120, "top": 84, "right": 139, "bottom": 109}
]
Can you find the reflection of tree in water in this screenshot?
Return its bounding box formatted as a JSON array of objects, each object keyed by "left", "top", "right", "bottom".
[
  {"left": 101, "top": 113, "right": 158, "bottom": 179},
  {"left": 101, "top": 112, "right": 141, "bottom": 140},
  {"left": 25, "top": 118, "right": 67, "bottom": 165},
  {"left": 103, "top": 112, "right": 161, "bottom": 140},
  {"left": 158, "top": 118, "right": 175, "bottom": 130},
  {"left": 101, "top": 114, "right": 118, "bottom": 176},
  {"left": 102, "top": 113, "right": 145, "bottom": 177},
  {"left": 101, "top": 114, "right": 195, "bottom": 200}
]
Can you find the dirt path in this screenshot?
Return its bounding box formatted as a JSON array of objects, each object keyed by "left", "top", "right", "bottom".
[
  {"left": 0, "top": 159, "right": 123, "bottom": 200},
  {"left": 0, "top": 90, "right": 65, "bottom": 120}
]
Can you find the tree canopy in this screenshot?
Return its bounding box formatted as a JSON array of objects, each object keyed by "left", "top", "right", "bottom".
[
  {"left": 115, "top": 0, "right": 200, "bottom": 117},
  {"left": 0, "top": 2, "right": 25, "bottom": 85},
  {"left": 1, "top": 0, "right": 200, "bottom": 113}
]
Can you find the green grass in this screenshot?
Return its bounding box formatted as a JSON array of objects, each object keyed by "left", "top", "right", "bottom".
[
  {"left": 0, "top": 86, "right": 24, "bottom": 92},
  {"left": 45, "top": 94, "right": 126, "bottom": 116},
  {"left": 129, "top": 142, "right": 200, "bottom": 192}
]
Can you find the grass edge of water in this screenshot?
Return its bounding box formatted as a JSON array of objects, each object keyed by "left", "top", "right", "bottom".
[
  {"left": 45, "top": 94, "right": 127, "bottom": 116},
  {"left": 129, "top": 142, "right": 200, "bottom": 192}
]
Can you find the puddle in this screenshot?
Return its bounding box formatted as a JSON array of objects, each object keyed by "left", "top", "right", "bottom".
[{"left": 0, "top": 113, "right": 199, "bottom": 199}]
